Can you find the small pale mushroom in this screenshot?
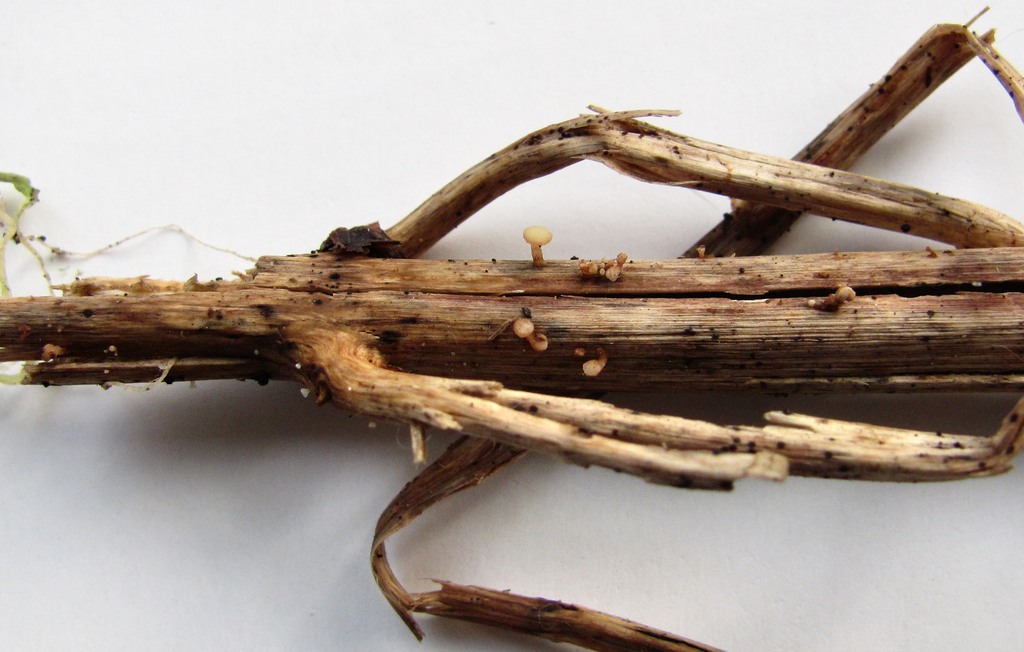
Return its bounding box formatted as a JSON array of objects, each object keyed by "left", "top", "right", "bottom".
[
  {"left": 808, "top": 285, "right": 857, "bottom": 311},
  {"left": 578, "top": 260, "right": 601, "bottom": 277},
  {"left": 523, "top": 225, "right": 553, "bottom": 267},
  {"left": 834, "top": 286, "right": 856, "bottom": 303},
  {"left": 512, "top": 317, "right": 549, "bottom": 351},
  {"left": 582, "top": 347, "right": 608, "bottom": 377},
  {"left": 41, "top": 343, "right": 66, "bottom": 361}
]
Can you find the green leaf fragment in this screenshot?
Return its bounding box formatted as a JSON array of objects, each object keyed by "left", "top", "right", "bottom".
[{"left": 0, "top": 172, "right": 39, "bottom": 204}]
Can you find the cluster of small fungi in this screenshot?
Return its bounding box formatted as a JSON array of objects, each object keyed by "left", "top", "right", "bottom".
[
  {"left": 514, "top": 227, "right": 612, "bottom": 375},
  {"left": 522, "top": 226, "right": 628, "bottom": 282},
  {"left": 577, "top": 252, "right": 628, "bottom": 282},
  {"left": 508, "top": 313, "right": 608, "bottom": 377}
]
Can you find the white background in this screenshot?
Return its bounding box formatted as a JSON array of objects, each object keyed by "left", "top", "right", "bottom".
[{"left": 3, "top": 2, "right": 1024, "bottom": 650}]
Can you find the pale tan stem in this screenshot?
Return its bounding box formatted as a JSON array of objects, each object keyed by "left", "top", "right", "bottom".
[
  {"left": 688, "top": 24, "right": 999, "bottom": 256},
  {"left": 963, "top": 27, "right": 1024, "bottom": 124},
  {"left": 372, "top": 436, "right": 526, "bottom": 639},
  {"left": 387, "top": 109, "right": 1023, "bottom": 258},
  {"left": 12, "top": 248, "right": 1024, "bottom": 394},
  {"left": 287, "top": 328, "right": 787, "bottom": 489},
  {"left": 492, "top": 390, "right": 1024, "bottom": 481},
  {"left": 253, "top": 247, "right": 1024, "bottom": 297},
  {"left": 369, "top": 391, "right": 1024, "bottom": 650},
  {"left": 371, "top": 435, "right": 721, "bottom": 651},
  {"left": 280, "top": 326, "right": 1024, "bottom": 484}
]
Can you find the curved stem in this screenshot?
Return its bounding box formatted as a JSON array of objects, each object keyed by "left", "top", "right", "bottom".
[
  {"left": 688, "top": 24, "right": 1000, "bottom": 257},
  {"left": 387, "top": 109, "right": 1024, "bottom": 259},
  {"left": 371, "top": 435, "right": 721, "bottom": 651},
  {"left": 286, "top": 327, "right": 787, "bottom": 489},
  {"left": 371, "top": 436, "right": 525, "bottom": 639},
  {"left": 365, "top": 377, "right": 1024, "bottom": 649},
  {"left": 286, "top": 327, "right": 1024, "bottom": 486}
]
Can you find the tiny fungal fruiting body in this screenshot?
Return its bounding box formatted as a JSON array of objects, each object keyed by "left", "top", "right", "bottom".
[
  {"left": 808, "top": 285, "right": 856, "bottom": 311},
  {"left": 581, "top": 347, "right": 608, "bottom": 377},
  {"left": 511, "top": 316, "right": 548, "bottom": 351},
  {"left": 523, "top": 226, "right": 553, "bottom": 267},
  {"left": 578, "top": 252, "right": 628, "bottom": 282},
  {"left": 40, "top": 343, "right": 65, "bottom": 361}
]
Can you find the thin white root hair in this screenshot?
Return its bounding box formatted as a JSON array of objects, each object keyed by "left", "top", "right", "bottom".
[{"left": 37, "top": 224, "right": 257, "bottom": 263}]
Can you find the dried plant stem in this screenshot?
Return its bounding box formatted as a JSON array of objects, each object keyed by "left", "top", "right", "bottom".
[
  {"left": 255, "top": 246, "right": 1024, "bottom": 297},
  {"left": 3, "top": 17, "right": 1024, "bottom": 651},
  {"left": 387, "top": 108, "right": 1024, "bottom": 258},
  {"left": 370, "top": 436, "right": 724, "bottom": 651},
  {"left": 12, "top": 248, "right": 1024, "bottom": 394},
  {"left": 415, "top": 582, "right": 723, "bottom": 652},
  {"left": 370, "top": 401, "right": 1024, "bottom": 650},
  {"left": 372, "top": 437, "right": 526, "bottom": 638},
  {"left": 687, "top": 24, "right": 1000, "bottom": 256},
  {"left": 286, "top": 328, "right": 789, "bottom": 489},
  {"left": 695, "top": 21, "right": 1024, "bottom": 257},
  {"left": 10, "top": 286, "right": 1023, "bottom": 484},
  {"left": 963, "top": 25, "right": 1024, "bottom": 123}
]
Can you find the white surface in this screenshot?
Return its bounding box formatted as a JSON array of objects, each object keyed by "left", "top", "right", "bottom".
[{"left": 3, "top": 2, "right": 1024, "bottom": 650}]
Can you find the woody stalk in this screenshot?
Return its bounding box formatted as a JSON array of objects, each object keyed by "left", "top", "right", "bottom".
[{"left": 2, "top": 16, "right": 1024, "bottom": 652}]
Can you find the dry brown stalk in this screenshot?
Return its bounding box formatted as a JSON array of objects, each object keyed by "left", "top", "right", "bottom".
[
  {"left": 386, "top": 20, "right": 1024, "bottom": 261},
  {"left": 386, "top": 107, "right": 1024, "bottom": 259},
  {"left": 687, "top": 22, "right": 1015, "bottom": 257},
  {"left": 685, "top": 24, "right": 993, "bottom": 257},
  {"left": 370, "top": 397, "right": 1024, "bottom": 647},
  {"left": 8, "top": 248, "right": 1024, "bottom": 395},
  {"left": 372, "top": 436, "right": 722, "bottom": 651},
  {"left": 3, "top": 17, "right": 1024, "bottom": 652},
  {"left": 8, "top": 250, "right": 1024, "bottom": 492}
]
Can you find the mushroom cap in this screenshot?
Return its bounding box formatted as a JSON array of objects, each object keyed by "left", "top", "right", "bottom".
[
  {"left": 511, "top": 317, "right": 535, "bottom": 338},
  {"left": 582, "top": 359, "right": 605, "bottom": 376},
  {"left": 523, "top": 225, "right": 553, "bottom": 246}
]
